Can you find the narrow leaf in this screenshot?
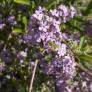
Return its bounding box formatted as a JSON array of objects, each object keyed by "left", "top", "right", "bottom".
[{"left": 14, "top": 0, "right": 30, "bottom": 5}]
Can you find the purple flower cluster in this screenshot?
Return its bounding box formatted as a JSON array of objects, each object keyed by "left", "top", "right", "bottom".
[
  {"left": 50, "top": 5, "right": 76, "bottom": 22},
  {"left": 0, "top": 15, "right": 16, "bottom": 30},
  {"left": 17, "top": 51, "right": 27, "bottom": 63},
  {"left": 23, "top": 5, "right": 76, "bottom": 55},
  {"left": 41, "top": 54, "right": 76, "bottom": 79},
  {"left": 0, "top": 23, "right": 5, "bottom": 29},
  {"left": 0, "top": 49, "right": 11, "bottom": 63},
  {"left": 7, "top": 16, "right": 17, "bottom": 25},
  {"left": 22, "top": 4, "right": 77, "bottom": 91},
  {"left": 40, "top": 54, "right": 76, "bottom": 92},
  {"left": 69, "top": 71, "right": 92, "bottom": 92}
]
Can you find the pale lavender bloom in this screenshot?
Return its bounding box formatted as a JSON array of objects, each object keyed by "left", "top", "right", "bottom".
[
  {"left": 70, "top": 6, "right": 76, "bottom": 18},
  {"left": 17, "top": 51, "right": 27, "bottom": 63},
  {"left": 51, "top": 19, "right": 61, "bottom": 27},
  {"left": 66, "top": 86, "right": 72, "bottom": 92},
  {"left": 39, "top": 21, "right": 49, "bottom": 32},
  {"left": 36, "top": 37, "right": 41, "bottom": 42},
  {"left": 90, "top": 82, "right": 92, "bottom": 91},
  {"left": 7, "top": 16, "right": 15, "bottom": 21},
  {"left": 30, "top": 61, "right": 35, "bottom": 66},
  {"left": 0, "top": 23, "right": 5, "bottom": 29},
  {"left": 46, "top": 16, "right": 53, "bottom": 22},
  {"left": 32, "top": 6, "right": 45, "bottom": 21},
  {"left": 50, "top": 9, "right": 59, "bottom": 17},
  {"left": 0, "top": 63, "right": 5, "bottom": 72},
  {"left": 56, "top": 79, "right": 64, "bottom": 86},
  {"left": 55, "top": 43, "right": 66, "bottom": 57},
  {"left": 58, "top": 4, "right": 68, "bottom": 17},
  {"left": 40, "top": 33, "right": 46, "bottom": 41},
  {"left": 62, "top": 55, "right": 76, "bottom": 78},
  {"left": 19, "top": 51, "right": 27, "bottom": 57},
  {"left": 32, "top": 13, "right": 44, "bottom": 21},
  {"left": 7, "top": 16, "right": 17, "bottom": 25},
  {"left": 62, "top": 33, "right": 69, "bottom": 39}
]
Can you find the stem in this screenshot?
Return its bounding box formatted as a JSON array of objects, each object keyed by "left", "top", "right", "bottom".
[
  {"left": 29, "top": 60, "right": 38, "bottom": 92},
  {"left": 77, "top": 63, "right": 92, "bottom": 77}
]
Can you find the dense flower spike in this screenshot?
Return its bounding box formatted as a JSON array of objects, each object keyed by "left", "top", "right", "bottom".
[
  {"left": 22, "top": 4, "right": 77, "bottom": 91},
  {"left": 40, "top": 54, "right": 76, "bottom": 92},
  {"left": 23, "top": 5, "right": 76, "bottom": 54},
  {"left": 62, "top": 55, "right": 76, "bottom": 78},
  {"left": 41, "top": 54, "right": 76, "bottom": 79}
]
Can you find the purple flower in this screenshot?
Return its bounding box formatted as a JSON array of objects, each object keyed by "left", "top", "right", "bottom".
[
  {"left": 17, "top": 51, "right": 27, "bottom": 63},
  {"left": 32, "top": 6, "right": 45, "bottom": 21},
  {"left": 55, "top": 43, "right": 67, "bottom": 57},
  {"left": 62, "top": 55, "right": 76, "bottom": 79},
  {"left": 50, "top": 9, "right": 59, "bottom": 17},
  {"left": 0, "top": 63, "right": 5, "bottom": 72},
  {"left": 7, "top": 16, "right": 17, "bottom": 25},
  {"left": 70, "top": 6, "right": 76, "bottom": 18},
  {"left": 7, "top": 16, "right": 15, "bottom": 21},
  {"left": 0, "top": 23, "right": 5, "bottom": 29},
  {"left": 58, "top": 5, "right": 68, "bottom": 17},
  {"left": 0, "top": 49, "right": 11, "bottom": 63}
]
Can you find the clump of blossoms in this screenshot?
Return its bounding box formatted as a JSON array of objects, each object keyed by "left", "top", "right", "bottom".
[
  {"left": 22, "top": 4, "right": 77, "bottom": 92},
  {"left": 0, "top": 15, "right": 17, "bottom": 30}
]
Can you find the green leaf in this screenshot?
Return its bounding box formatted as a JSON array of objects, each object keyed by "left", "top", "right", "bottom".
[
  {"left": 79, "top": 54, "right": 92, "bottom": 62},
  {"left": 31, "top": 1, "right": 35, "bottom": 9},
  {"left": 79, "top": 53, "right": 92, "bottom": 70},
  {"left": 66, "top": 21, "right": 83, "bottom": 32},
  {"left": 44, "top": 0, "right": 57, "bottom": 9},
  {"left": 83, "top": 0, "right": 92, "bottom": 16},
  {"left": 12, "top": 28, "right": 23, "bottom": 33},
  {"left": 18, "top": 85, "right": 26, "bottom": 92},
  {"left": 14, "top": 0, "right": 30, "bottom": 5},
  {"left": 79, "top": 36, "right": 85, "bottom": 51},
  {"left": 22, "top": 16, "right": 27, "bottom": 27}
]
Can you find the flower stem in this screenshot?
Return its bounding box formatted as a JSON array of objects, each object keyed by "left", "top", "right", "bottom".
[{"left": 29, "top": 60, "right": 38, "bottom": 92}]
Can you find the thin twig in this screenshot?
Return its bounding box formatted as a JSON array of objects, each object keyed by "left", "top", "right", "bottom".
[{"left": 29, "top": 60, "right": 39, "bottom": 92}]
